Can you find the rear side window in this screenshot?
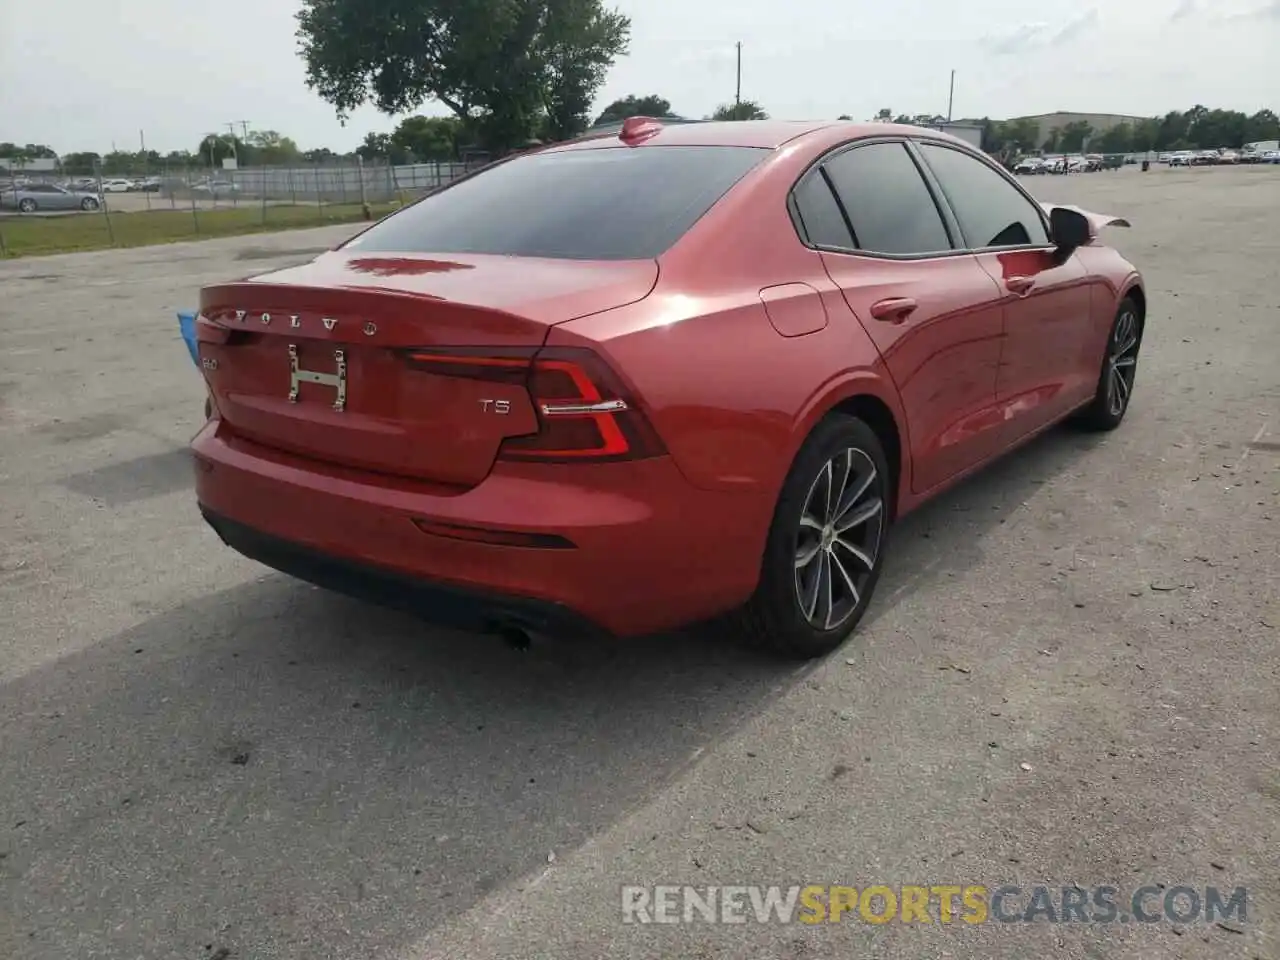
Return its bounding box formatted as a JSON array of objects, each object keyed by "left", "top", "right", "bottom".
[
  {"left": 344, "top": 145, "right": 768, "bottom": 261},
  {"left": 821, "top": 143, "right": 952, "bottom": 256},
  {"left": 917, "top": 143, "right": 1049, "bottom": 248},
  {"left": 792, "top": 172, "right": 853, "bottom": 248}
]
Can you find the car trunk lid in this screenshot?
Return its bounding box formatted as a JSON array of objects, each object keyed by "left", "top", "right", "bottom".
[{"left": 198, "top": 252, "right": 657, "bottom": 486}]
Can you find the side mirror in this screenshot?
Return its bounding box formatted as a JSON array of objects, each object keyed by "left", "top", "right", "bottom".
[{"left": 1049, "top": 206, "right": 1091, "bottom": 254}]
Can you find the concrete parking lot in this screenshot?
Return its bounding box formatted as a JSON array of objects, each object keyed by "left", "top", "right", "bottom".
[{"left": 0, "top": 165, "right": 1277, "bottom": 960}]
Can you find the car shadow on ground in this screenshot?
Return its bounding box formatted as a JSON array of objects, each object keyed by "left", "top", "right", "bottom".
[{"left": 0, "top": 423, "right": 1104, "bottom": 958}]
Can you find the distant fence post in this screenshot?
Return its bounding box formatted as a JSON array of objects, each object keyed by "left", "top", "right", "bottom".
[
  {"left": 313, "top": 158, "right": 323, "bottom": 219},
  {"left": 189, "top": 163, "right": 200, "bottom": 235},
  {"left": 261, "top": 166, "right": 269, "bottom": 225},
  {"left": 357, "top": 155, "right": 371, "bottom": 219}
]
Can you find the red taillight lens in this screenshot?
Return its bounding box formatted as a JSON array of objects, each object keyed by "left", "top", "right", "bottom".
[
  {"left": 195, "top": 314, "right": 232, "bottom": 344},
  {"left": 401, "top": 346, "right": 666, "bottom": 463}
]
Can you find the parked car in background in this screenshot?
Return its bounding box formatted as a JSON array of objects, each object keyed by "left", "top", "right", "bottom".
[
  {"left": 1, "top": 182, "right": 102, "bottom": 212},
  {"left": 192, "top": 178, "right": 241, "bottom": 197},
  {"left": 133, "top": 177, "right": 162, "bottom": 192},
  {"left": 100, "top": 179, "right": 134, "bottom": 193},
  {"left": 1260, "top": 150, "right": 1280, "bottom": 164},
  {"left": 1046, "top": 155, "right": 1089, "bottom": 174},
  {"left": 1216, "top": 150, "right": 1239, "bottom": 164},
  {"left": 1168, "top": 151, "right": 1194, "bottom": 166},
  {"left": 1013, "top": 156, "right": 1047, "bottom": 175},
  {"left": 190, "top": 118, "right": 1147, "bottom": 658},
  {"left": 1241, "top": 140, "right": 1279, "bottom": 162}
]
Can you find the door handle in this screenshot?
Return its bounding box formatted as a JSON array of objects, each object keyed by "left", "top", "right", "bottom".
[
  {"left": 868, "top": 297, "right": 918, "bottom": 322},
  {"left": 1005, "top": 276, "right": 1036, "bottom": 295}
]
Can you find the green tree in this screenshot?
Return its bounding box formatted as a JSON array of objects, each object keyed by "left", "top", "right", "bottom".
[
  {"left": 1093, "top": 123, "right": 1133, "bottom": 154},
  {"left": 875, "top": 107, "right": 892, "bottom": 120},
  {"left": 356, "top": 132, "right": 398, "bottom": 162},
  {"left": 1058, "top": 120, "right": 1093, "bottom": 152},
  {"left": 1244, "top": 109, "right": 1279, "bottom": 143},
  {"left": 296, "top": 0, "right": 630, "bottom": 154},
  {"left": 197, "top": 133, "right": 243, "bottom": 167},
  {"left": 248, "top": 130, "right": 302, "bottom": 164},
  {"left": 540, "top": 0, "right": 629, "bottom": 141},
  {"left": 391, "top": 115, "right": 462, "bottom": 160},
  {"left": 60, "top": 152, "right": 102, "bottom": 175},
  {"left": 1042, "top": 127, "right": 1061, "bottom": 152},
  {"left": 712, "top": 100, "right": 768, "bottom": 121},
  {"left": 594, "top": 94, "right": 672, "bottom": 125},
  {"left": 1131, "top": 118, "right": 1160, "bottom": 152}
]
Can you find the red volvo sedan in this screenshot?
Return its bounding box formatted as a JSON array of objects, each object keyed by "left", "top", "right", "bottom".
[{"left": 192, "top": 118, "right": 1144, "bottom": 658}]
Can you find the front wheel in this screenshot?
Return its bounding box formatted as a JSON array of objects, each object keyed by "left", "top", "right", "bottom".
[
  {"left": 731, "top": 414, "right": 891, "bottom": 659},
  {"left": 80, "top": 197, "right": 99, "bottom": 211},
  {"left": 1075, "top": 298, "right": 1142, "bottom": 431}
]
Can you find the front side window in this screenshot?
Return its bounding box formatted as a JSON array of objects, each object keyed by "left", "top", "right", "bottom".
[
  {"left": 917, "top": 143, "right": 1050, "bottom": 248},
  {"left": 820, "top": 143, "right": 952, "bottom": 256},
  {"left": 343, "top": 145, "right": 769, "bottom": 261}
]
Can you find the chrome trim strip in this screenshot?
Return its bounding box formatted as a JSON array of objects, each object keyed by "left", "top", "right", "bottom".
[{"left": 541, "top": 399, "right": 628, "bottom": 416}]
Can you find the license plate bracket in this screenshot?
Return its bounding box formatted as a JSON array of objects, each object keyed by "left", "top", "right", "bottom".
[{"left": 288, "top": 343, "right": 347, "bottom": 411}]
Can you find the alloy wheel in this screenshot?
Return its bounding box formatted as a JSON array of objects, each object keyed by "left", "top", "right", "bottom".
[
  {"left": 1107, "top": 308, "right": 1140, "bottom": 417},
  {"left": 794, "top": 447, "right": 885, "bottom": 631}
]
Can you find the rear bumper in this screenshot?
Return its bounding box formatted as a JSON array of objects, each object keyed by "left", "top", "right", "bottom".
[
  {"left": 201, "top": 508, "right": 606, "bottom": 639},
  {"left": 192, "top": 422, "right": 773, "bottom": 636}
]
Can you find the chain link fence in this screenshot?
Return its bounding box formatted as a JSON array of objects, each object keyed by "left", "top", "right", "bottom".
[{"left": 0, "top": 158, "right": 478, "bottom": 257}]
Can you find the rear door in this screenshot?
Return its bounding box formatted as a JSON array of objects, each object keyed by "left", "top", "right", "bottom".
[
  {"left": 913, "top": 140, "right": 1096, "bottom": 438},
  {"left": 795, "top": 140, "right": 1008, "bottom": 494}
]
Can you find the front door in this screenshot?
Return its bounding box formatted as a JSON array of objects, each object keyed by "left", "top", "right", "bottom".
[{"left": 911, "top": 140, "right": 1096, "bottom": 441}]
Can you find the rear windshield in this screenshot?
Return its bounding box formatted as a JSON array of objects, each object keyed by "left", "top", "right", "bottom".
[{"left": 342, "top": 145, "right": 769, "bottom": 261}]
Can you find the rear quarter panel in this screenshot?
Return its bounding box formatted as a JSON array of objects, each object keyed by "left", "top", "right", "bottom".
[{"left": 551, "top": 135, "right": 907, "bottom": 501}]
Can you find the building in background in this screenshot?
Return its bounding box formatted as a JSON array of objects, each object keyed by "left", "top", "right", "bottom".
[
  {"left": 918, "top": 122, "right": 983, "bottom": 148},
  {"left": 0, "top": 156, "right": 60, "bottom": 175},
  {"left": 1005, "top": 112, "right": 1149, "bottom": 148}
]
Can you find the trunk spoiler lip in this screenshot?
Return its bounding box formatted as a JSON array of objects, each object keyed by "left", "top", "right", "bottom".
[{"left": 1038, "top": 202, "right": 1131, "bottom": 237}]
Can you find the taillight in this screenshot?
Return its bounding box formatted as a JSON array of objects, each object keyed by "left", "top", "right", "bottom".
[
  {"left": 195, "top": 314, "right": 232, "bottom": 344},
  {"left": 401, "top": 346, "right": 666, "bottom": 463}
]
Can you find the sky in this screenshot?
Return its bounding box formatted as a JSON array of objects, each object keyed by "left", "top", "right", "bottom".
[{"left": 1, "top": 0, "right": 1278, "bottom": 155}]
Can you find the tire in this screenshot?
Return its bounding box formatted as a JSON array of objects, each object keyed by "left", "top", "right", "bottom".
[
  {"left": 1074, "top": 297, "right": 1142, "bottom": 431},
  {"left": 731, "top": 414, "right": 892, "bottom": 659},
  {"left": 18, "top": 198, "right": 36, "bottom": 213},
  {"left": 80, "top": 197, "right": 99, "bottom": 211}
]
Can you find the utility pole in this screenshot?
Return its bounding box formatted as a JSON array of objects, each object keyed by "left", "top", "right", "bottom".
[
  {"left": 735, "top": 42, "right": 742, "bottom": 108},
  {"left": 223, "top": 123, "right": 240, "bottom": 166},
  {"left": 235, "top": 120, "right": 251, "bottom": 140},
  {"left": 947, "top": 69, "right": 955, "bottom": 122}
]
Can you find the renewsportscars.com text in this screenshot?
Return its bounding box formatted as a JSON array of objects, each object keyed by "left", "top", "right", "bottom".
[{"left": 621, "top": 884, "right": 1247, "bottom": 926}]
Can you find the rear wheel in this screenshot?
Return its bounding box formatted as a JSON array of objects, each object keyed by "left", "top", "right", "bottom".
[
  {"left": 732, "top": 414, "right": 891, "bottom": 659},
  {"left": 18, "top": 198, "right": 36, "bottom": 213},
  {"left": 1075, "top": 297, "right": 1142, "bottom": 431}
]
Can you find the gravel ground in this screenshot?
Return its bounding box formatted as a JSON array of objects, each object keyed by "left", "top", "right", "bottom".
[{"left": 0, "top": 164, "right": 1277, "bottom": 960}]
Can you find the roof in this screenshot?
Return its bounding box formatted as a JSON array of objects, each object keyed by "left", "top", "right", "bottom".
[{"left": 549, "top": 118, "right": 979, "bottom": 153}]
